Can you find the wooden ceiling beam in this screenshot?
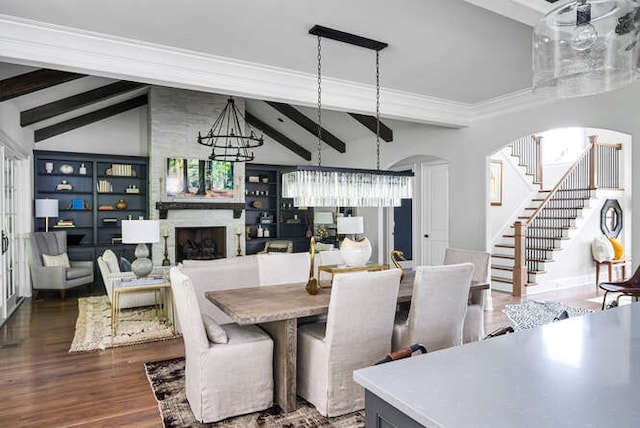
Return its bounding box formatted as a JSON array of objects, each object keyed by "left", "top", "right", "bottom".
[
  {"left": 34, "top": 95, "right": 148, "bottom": 142},
  {"left": 266, "top": 101, "right": 346, "bottom": 153},
  {"left": 348, "top": 113, "right": 393, "bottom": 142},
  {"left": 245, "top": 111, "right": 311, "bottom": 161},
  {"left": 0, "top": 69, "right": 85, "bottom": 102},
  {"left": 21, "top": 81, "right": 146, "bottom": 126}
]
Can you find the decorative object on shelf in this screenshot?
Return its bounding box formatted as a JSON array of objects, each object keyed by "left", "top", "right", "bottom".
[
  {"left": 236, "top": 227, "right": 243, "bottom": 256},
  {"left": 59, "top": 164, "right": 74, "bottom": 174},
  {"left": 97, "top": 180, "right": 113, "bottom": 193},
  {"left": 263, "top": 227, "right": 270, "bottom": 238},
  {"left": 162, "top": 227, "right": 171, "bottom": 266},
  {"left": 197, "top": 97, "right": 264, "bottom": 162},
  {"left": 337, "top": 216, "right": 371, "bottom": 267},
  {"left": 35, "top": 198, "right": 59, "bottom": 232},
  {"left": 122, "top": 219, "right": 160, "bottom": 278},
  {"left": 260, "top": 213, "right": 273, "bottom": 224},
  {"left": 314, "top": 211, "right": 333, "bottom": 241},
  {"left": 533, "top": 0, "right": 640, "bottom": 98},
  {"left": 102, "top": 218, "right": 118, "bottom": 225},
  {"left": 45, "top": 162, "right": 54, "bottom": 174},
  {"left": 107, "top": 163, "right": 135, "bottom": 177},
  {"left": 79, "top": 163, "right": 87, "bottom": 175},
  {"left": 116, "top": 199, "right": 128, "bottom": 210},
  {"left": 259, "top": 174, "right": 269, "bottom": 183},
  {"left": 71, "top": 199, "right": 84, "bottom": 210},
  {"left": 125, "top": 185, "right": 140, "bottom": 194},
  {"left": 282, "top": 25, "right": 413, "bottom": 207},
  {"left": 54, "top": 219, "right": 75, "bottom": 228},
  {"left": 56, "top": 180, "right": 73, "bottom": 191},
  {"left": 251, "top": 200, "right": 264, "bottom": 209},
  {"left": 98, "top": 205, "right": 114, "bottom": 211},
  {"left": 248, "top": 176, "right": 260, "bottom": 183},
  {"left": 257, "top": 224, "right": 263, "bottom": 238}
]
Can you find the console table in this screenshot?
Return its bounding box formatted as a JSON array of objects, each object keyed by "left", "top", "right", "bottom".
[
  {"left": 318, "top": 262, "right": 389, "bottom": 284},
  {"left": 112, "top": 278, "right": 173, "bottom": 335}
]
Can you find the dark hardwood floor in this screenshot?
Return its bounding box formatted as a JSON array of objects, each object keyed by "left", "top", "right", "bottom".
[{"left": 0, "top": 283, "right": 604, "bottom": 426}]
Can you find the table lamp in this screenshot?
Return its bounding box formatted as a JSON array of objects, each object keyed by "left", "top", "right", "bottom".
[
  {"left": 35, "top": 199, "right": 59, "bottom": 232},
  {"left": 337, "top": 216, "right": 371, "bottom": 267},
  {"left": 313, "top": 211, "right": 333, "bottom": 241},
  {"left": 122, "top": 219, "right": 160, "bottom": 278}
]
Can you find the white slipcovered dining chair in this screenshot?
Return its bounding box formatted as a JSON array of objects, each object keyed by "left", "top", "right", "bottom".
[
  {"left": 443, "top": 248, "right": 490, "bottom": 343},
  {"left": 169, "top": 267, "right": 274, "bottom": 423},
  {"left": 392, "top": 263, "right": 473, "bottom": 353},
  {"left": 297, "top": 268, "right": 401, "bottom": 417}
]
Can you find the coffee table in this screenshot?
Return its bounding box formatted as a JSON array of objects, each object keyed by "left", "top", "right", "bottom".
[{"left": 111, "top": 278, "right": 173, "bottom": 335}]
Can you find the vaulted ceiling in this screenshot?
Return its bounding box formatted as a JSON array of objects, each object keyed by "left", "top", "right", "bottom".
[{"left": 0, "top": 0, "right": 567, "bottom": 157}]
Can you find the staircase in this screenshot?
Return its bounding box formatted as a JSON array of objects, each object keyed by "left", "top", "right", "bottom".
[{"left": 490, "top": 135, "right": 621, "bottom": 295}]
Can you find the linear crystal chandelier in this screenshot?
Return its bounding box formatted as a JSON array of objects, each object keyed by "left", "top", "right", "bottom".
[
  {"left": 533, "top": 0, "right": 640, "bottom": 97},
  {"left": 197, "top": 97, "right": 264, "bottom": 162},
  {"left": 282, "top": 25, "right": 413, "bottom": 207}
]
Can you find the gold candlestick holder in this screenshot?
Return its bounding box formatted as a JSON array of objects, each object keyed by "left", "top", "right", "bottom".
[{"left": 236, "top": 231, "right": 242, "bottom": 256}]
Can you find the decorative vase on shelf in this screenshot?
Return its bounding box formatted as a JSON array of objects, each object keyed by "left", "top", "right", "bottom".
[
  {"left": 116, "top": 199, "right": 128, "bottom": 210},
  {"left": 79, "top": 163, "right": 87, "bottom": 175},
  {"left": 45, "top": 162, "right": 53, "bottom": 174}
]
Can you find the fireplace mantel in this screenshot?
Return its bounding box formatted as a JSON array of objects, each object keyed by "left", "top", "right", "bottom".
[{"left": 156, "top": 202, "right": 244, "bottom": 219}]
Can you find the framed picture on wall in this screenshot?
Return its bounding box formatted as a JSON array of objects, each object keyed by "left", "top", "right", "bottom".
[
  {"left": 166, "top": 158, "right": 234, "bottom": 198},
  {"left": 490, "top": 159, "right": 503, "bottom": 206}
]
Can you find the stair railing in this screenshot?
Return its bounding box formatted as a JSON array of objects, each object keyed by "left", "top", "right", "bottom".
[
  {"left": 511, "top": 135, "right": 543, "bottom": 186},
  {"left": 512, "top": 135, "right": 621, "bottom": 296}
]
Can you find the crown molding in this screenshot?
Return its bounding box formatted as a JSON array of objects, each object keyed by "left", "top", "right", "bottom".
[
  {"left": 0, "top": 15, "right": 473, "bottom": 128},
  {"left": 471, "top": 88, "right": 554, "bottom": 122}
]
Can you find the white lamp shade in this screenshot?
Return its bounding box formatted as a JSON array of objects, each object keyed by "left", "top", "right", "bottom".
[
  {"left": 122, "top": 220, "right": 160, "bottom": 244},
  {"left": 337, "top": 216, "right": 364, "bottom": 235},
  {"left": 314, "top": 211, "right": 333, "bottom": 225},
  {"left": 35, "top": 199, "right": 59, "bottom": 218}
]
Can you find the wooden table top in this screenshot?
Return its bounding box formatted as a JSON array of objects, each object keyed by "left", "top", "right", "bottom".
[{"left": 205, "top": 271, "right": 488, "bottom": 325}]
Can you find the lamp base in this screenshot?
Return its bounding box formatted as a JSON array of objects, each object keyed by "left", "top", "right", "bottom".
[
  {"left": 340, "top": 236, "right": 372, "bottom": 267},
  {"left": 132, "top": 242, "right": 153, "bottom": 278}
]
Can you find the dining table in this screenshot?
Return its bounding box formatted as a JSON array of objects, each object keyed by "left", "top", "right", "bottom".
[{"left": 205, "top": 270, "right": 489, "bottom": 413}]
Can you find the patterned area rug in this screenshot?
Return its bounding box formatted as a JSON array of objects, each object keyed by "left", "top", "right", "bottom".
[
  {"left": 69, "top": 295, "right": 180, "bottom": 352},
  {"left": 144, "top": 357, "right": 365, "bottom": 427},
  {"left": 503, "top": 300, "right": 594, "bottom": 331}
]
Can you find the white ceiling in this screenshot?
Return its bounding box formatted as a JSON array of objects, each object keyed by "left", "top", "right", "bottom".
[{"left": 0, "top": 0, "right": 554, "bottom": 105}]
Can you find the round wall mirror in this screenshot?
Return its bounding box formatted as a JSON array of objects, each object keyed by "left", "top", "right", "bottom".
[{"left": 600, "top": 199, "right": 622, "bottom": 238}]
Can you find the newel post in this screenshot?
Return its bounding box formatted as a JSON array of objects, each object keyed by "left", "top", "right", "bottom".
[
  {"left": 513, "top": 221, "right": 527, "bottom": 297},
  {"left": 589, "top": 135, "right": 598, "bottom": 190}
]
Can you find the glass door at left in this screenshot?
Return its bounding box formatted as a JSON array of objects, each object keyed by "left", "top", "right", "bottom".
[{"left": 0, "top": 146, "right": 18, "bottom": 324}]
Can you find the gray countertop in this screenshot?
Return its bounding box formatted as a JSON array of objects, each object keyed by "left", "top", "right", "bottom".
[{"left": 354, "top": 303, "right": 640, "bottom": 427}]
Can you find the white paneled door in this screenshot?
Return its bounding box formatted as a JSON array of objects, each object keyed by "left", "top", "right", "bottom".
[
  {"left": 0, "top": 146, "right": 19, "bottom": 324},
  {"left": 420, "top": 163, "right": 449, "bottom": 266}
]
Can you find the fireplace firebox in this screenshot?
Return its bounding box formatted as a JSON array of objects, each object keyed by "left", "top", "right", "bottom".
[{"left": 175, "top": 226, "right": 226, "bottom": 263}]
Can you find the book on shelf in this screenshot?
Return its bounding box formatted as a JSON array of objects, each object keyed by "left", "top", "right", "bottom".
[{"left": 54, "top": 219, "right": 75, "bottom": 228}]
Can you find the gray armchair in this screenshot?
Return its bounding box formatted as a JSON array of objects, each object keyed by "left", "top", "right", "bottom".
[{"left": 29, "top": 231, "right": 94, "bottom": 300}]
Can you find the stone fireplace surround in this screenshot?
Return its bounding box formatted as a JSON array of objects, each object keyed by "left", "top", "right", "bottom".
[{"left": 148, "top": 87, "right": 246, "bottom": 266}]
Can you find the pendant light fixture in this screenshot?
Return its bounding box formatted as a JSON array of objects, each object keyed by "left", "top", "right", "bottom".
[
  {"left": 281, "top": 25, "right": 413, "bottom": 207},
  {"left": 197, "top": 97, "right": 264, "bottom": 162},
  {"left": 532, "top": 0, "right": 640, "bottom": 98}
]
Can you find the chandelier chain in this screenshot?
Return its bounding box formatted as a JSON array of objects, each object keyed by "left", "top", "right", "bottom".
[
  {"left": 317, "top": 35, "right": 322, "bottom": 167},
  {"left": 376, "top": 51, "right": 381, "bottom": 170}
]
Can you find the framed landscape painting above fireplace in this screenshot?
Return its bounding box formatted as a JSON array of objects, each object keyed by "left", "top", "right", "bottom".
[{"left": 166, "top": 158, "right": 234, "bottom": 198}]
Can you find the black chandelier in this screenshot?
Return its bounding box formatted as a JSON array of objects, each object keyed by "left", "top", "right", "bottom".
[{"left": 197, "top": 97, "right": 264, "bottom": 162}]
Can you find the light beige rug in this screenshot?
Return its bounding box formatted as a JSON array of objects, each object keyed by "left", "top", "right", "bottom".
[{"left": 70, "top": 295, "right": 180, "bottom": 353}]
